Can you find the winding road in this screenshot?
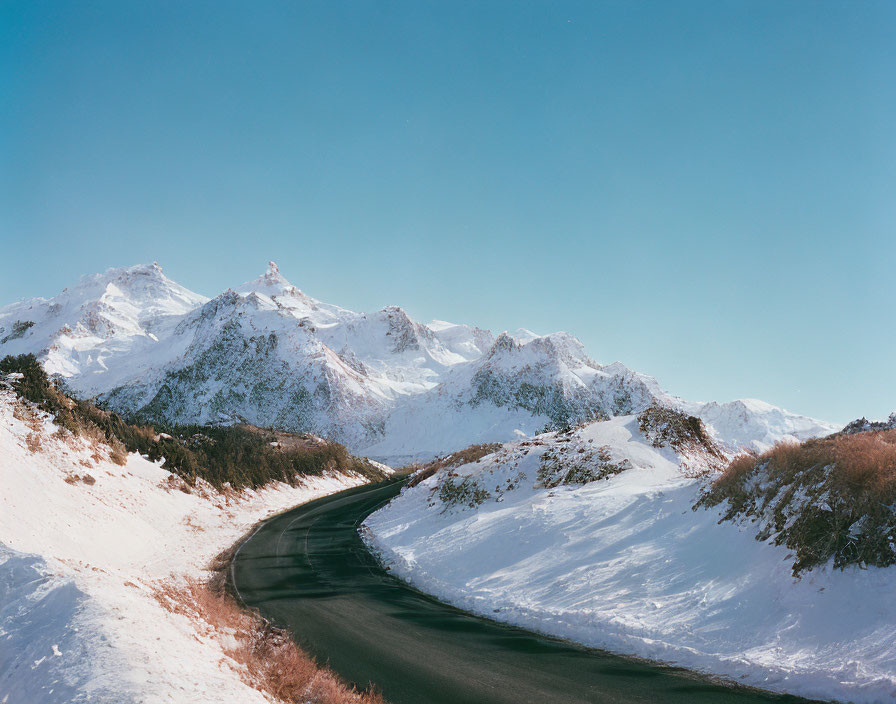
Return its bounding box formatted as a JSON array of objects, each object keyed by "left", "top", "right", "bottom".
[{"left": 230, "top": 479, "right": 813, "bottom": 704}]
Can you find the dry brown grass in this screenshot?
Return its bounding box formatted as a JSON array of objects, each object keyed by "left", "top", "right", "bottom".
[
  {"left": 702, "top": 429, "right": 896, "bottom": 573},
  {"left": 713, "top": 431, "right": 896, "bottom": 508},
  {"left": 831, "top": 429, "right": 896, "bottom": 496},
  {"left": 109, "top": 437, "right": 129, "bottom": 466},
  {"left": 154, "top": 578, "right": 385, "bottom": 704},
  {"left": 406, "top": 443, "right": 502, "bottom": 488},
  {"left": 25, "top": 431, "right": 42, "bottom": 453}
]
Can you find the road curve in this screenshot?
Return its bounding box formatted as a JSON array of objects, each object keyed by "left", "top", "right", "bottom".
[{"left": 230, "top": 479, "right": 813, "bottom": 704}]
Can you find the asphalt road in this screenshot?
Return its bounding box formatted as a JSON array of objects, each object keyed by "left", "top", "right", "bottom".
[{"left": 230, "top": 479, "right": 814, "bottom": 704}]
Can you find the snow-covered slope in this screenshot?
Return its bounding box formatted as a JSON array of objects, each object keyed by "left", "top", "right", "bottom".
[
  {"left": 363, "top": 416, "right": 896, "bottom": 703},
  {"left": 1, "top": 262, "right": 837, "bottom": 463},
  {"left": 0, "top": 384, "right": 367, "bottom": 703}
]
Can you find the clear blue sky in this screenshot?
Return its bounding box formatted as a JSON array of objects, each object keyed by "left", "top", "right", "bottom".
[{"left": 1, "top": 1, "right": 894, "bottom": 424}]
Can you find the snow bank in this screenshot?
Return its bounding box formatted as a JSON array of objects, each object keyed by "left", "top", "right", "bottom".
[
  {"left": 0, "top": 388, "right": 367, "bottom": 703},
  {"left": 0, "top": 545, "right": 132, "bottom": 703},
  {"left": 364, "top": 416, "right": 896, "bottom": 703}
]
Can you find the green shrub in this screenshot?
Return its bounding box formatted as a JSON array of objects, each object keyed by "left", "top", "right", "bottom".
[
  {"left": 1, "top": 354, "right": 386, "bottom": 491},
  {"left": 438, "top": 476, "right": 491, "bottom": 509},
  {"left": 537, "top": 444, "right": 632, "bottom": 488}
]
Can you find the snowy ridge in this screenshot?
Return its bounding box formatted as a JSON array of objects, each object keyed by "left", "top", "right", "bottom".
[
  {"left": 1, "top": 262, "right": 837, "bottom": 463},
  {"left": 685, "top": 397, "right": 837, "bottom": 453},
  {"left": 364, "top": 416, "right": 896, "bottom": 703},
  {"left": 0, "top": 263, "right": 207, "bottom": 395}
]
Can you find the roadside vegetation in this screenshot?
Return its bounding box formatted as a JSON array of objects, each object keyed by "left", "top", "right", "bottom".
[
  {"left": 699, "top": 428, "right": 896, "bottom": 574},
  {"left": 1, "top": 353, "right": 386, "bottom": 490},
  {"left": 155, "top": 581, "right": 387, "bottom": 704},
  {"left": 148, "top": 547, "right": 386, "bottom": 703}
]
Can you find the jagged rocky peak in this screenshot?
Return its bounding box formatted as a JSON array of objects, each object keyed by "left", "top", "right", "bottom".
[
  {"left": 485, "top": 330, "right": 594, "bottom": 370},
  {"left": 2, "top": 262, "right": 206, "bottom": 346},
  {"left": 236, "top": 261, "right": 307, "bottom": 301},
  {"left": 841, "top": 412, "right": 896, "bottom": 435},
  {"left": 527, "top": 332, "right": 595, "bottom": 365},
  {"left": 195, "top": 289, "right": 242, "bottom": 316},
  {"left": 489, "top": 332, "right": 521, "bottom": 356},
  {"left": 70, "top": 262, "right": 208, "bottom": 323},
  {"left": 380, "top": 305, "right": 436, "bottom": 354},
  {"left": 81, "top": 262, "right": 172, "bottom": 291},
  {"left": 264, "top": 260, "right": 284, "bottom": 283},
  {"left": 129, "top": 261, "right": 164, "bottom": 276}
]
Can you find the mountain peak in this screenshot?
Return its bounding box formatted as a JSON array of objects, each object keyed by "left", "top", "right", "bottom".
[
  {"left": 74, "top": 262, "right": 164, "bottom": 288},
  {"left": 490, "top": 332, "right": 520, "bottom": 355},
  {"left": 236, "top": 261, "right": 301, "bottom": 298},
  {"left": 65, "top": 263, "right": 206, "bottom": 312},
  {"left": 265, "top": 260, "right": 284, "bottom": 283}
]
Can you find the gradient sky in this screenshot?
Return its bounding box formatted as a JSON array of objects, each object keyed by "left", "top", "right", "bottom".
[{"left": 1, "top": 1, "right": 894, "bottom": 424}]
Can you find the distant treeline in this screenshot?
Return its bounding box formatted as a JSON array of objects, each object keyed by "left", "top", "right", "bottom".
[{"left": 1, "top": 354, "right": 385, "bottom": 491}]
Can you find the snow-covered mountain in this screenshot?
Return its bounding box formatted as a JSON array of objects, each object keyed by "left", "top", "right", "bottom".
[
  {"left": 0, "top": 263, "right": 207, "bottom": 394},
  {"left": 0, "top": 261, "right": 837, "bottom": 463},
  {"left": 682, "top": 397, "right": 836, "bottom": 453}
]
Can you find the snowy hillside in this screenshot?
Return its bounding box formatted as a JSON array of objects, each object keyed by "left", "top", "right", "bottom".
[
  {"left": 0, "top": 383, "right": 369, "bottom": 703},
  {"left": 363, "top": 414, "right": 896, "bottom": 703},
  {"left": 1, "top": 262, "right": 837, "bottom": 463}
]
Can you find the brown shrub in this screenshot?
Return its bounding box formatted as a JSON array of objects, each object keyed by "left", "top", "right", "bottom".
[
  {"left": 63, "top": 473, "right": 97, "bottom": 487},
  {"left": 701, "top": 429, "right": 896, "bottom": 573},
  {"left": 109, "top": 437, "right": 129, "bottom": 466},
  {"left": 154, "top": 577, "right": 386, "bottom": 704},
  {"left": 25, "top": 431, "right": 41, "bottom": 453},
  {"left": 406, "top": 443, "right": 502, "bottom": 488},
  {"left": 832, "top": 429, "right": 896, "bottom": 496}
]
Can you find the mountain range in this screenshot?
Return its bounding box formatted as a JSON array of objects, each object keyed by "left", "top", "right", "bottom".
[{"left": 0, "top": 262, "right": 837, "bottom": 464}]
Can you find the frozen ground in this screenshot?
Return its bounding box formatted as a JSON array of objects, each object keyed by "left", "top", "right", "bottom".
[
  {"left": 0, "top": 387, "right": 368, "bottom": 703},
  {"left": 364, "top": 415, "right": 896, "bottom": 704}
]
